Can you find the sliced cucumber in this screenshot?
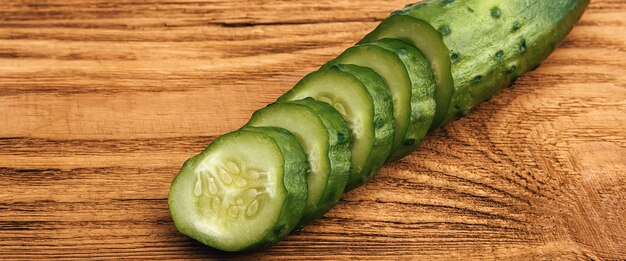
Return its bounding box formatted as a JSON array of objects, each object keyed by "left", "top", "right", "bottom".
[
  {"left": 279, "top": 64, "right": 394, "bottom": 190},
  {"left": 168, "top": 127, "right": 308, "bottom": 251},
  {"left": 398, "top": 0, "right": 590, "bottom": 121},
  {"left": 323, "top": 39, "right": 436, "bottom": 161},
  {"left": 360, "top": 14, "right": 453, "bottom": 130},
  {"left": 169, "top": 0, "right": 590, "bottom": 251},
  {"left": 246, "top": 98, "right": 351, "bottom": 224}
]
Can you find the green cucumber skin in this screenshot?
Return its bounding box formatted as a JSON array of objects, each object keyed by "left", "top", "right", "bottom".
[
  {"left": 359, "top": 15, "right": 453, "bottom": 130},
  {"left": 399, "top": 0, "right": 590, "bottom": 122},
  {"left": 288, "top": 98, "right": 352, "bottom": 223},
  {"left": 239, "top": 127, "right": 309, "bottom": 250},
  {"left": 248, "top": 98, "right": 351, "bottom": 224},
  {"left": 370, "top": 39, "right": 436, "bottom": 161},
  {"left": 278, "top": 64, "right": 394, "bottom": 190},
  {"left": 332, "top": 64, "right": 394, "bottom": 189},
  {"left": 322, "top": 39, "right": 436, "bottom": 161},
  {"left": 322, "top": 43, "right": 413, "bottom": 162}
]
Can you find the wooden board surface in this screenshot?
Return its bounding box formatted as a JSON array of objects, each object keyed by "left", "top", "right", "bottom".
[{"left": 1, "top": 0, "right": 625, "bottom": 259}]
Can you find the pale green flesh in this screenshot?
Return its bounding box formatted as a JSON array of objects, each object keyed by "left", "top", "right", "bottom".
[
  {"left": 280, "top": 71, "right": 373, "bottom": 179},
  {"left": 360, "top": 15, "right": 453, "bottom": 130},
  {"left": 247, "top": 104, "right": 329, "bottom": 217},
  {"left": 323, "top": 44, "right": 410, "bottom": 159},
  {"left": 168, "top": 130, "right": 285, "bottom": 251}
]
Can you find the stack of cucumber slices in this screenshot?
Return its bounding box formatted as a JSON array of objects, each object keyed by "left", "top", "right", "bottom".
[{"left": 168, "top": 0, "right": 589, "bottom": 251}]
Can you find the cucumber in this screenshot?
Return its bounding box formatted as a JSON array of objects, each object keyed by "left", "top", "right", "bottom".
[
  {"left": 278, "top": 64, "right": 394, "bottom": 190},
  {"left": 168, "top": 127, "right": 308, "bottom": 251},
  {"left": 396, "top": 0, "right": 590, "bottom": 121},
  {"left": 246, "top": 98, "right": 352, "bottom": 224},
  {"left": 169, "top": 0, "right": 590, "bottom": 251},
  {"left": 360, "top": 14, "right": 453, "bottom": 130},
  {"left": 323, "top": 39, "right": 436, "bottom": 161}
]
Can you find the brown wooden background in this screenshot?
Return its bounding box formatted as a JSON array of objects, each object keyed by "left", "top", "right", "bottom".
[{"left": 1, "top": 0, "right": 625, "bottom": 259}]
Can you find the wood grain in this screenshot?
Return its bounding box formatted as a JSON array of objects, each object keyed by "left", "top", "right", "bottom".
[{"left": 1, "top": 0, "right": 625, "bottom": 259}]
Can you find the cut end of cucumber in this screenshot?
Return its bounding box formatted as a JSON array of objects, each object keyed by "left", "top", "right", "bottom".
[
  {"left": 191, "top": 155, "right": 277, "bottom": 229},
  {"left": 168, "top": 129, "right": 307, "bottom": 251}
]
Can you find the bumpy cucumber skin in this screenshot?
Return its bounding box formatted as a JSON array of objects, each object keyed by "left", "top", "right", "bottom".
[
  {"left": 371, "top": 39, "right": 436, "bottom": 161},
  {"left": 168, "top": 128, "right": 309, "bottom": 252},
  {"left": 399, "top": 0, "right": 590, "bottom": 122},
  {"left": 360, "top": 15, "right": 453, "bottom": 130},
  {"left": 289, "top": 98, "right": 352, "bottom": 224},
  {"left": 239, "top": 127, "right": 309, "bottom": 249},
  {"left": 331, "top": 64, "right": 394, "bottom": 190}
]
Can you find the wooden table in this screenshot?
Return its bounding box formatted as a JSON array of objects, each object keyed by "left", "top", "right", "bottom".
[{"left": 1, "top": 0, "right": 624, "bottom": 259}]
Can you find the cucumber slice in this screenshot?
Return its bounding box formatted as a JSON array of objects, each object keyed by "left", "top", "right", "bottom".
[
  {"left": 360, "top": 14, "right": 453, "bottom": 130},
  {"left": 168, "top": 127, "right": 308, "bottom": 251},
  {"left": 323, "top": 39, "right": 436, "bottom": 161},
  {"left": 247, "top": 98, "right": 351, "bottom": 224},
  {"left": 279, "top": 64, "right": 394, "bottom": 190},
  {"left": 398, "top": 0, "right": 590, "bottom": 121}
]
